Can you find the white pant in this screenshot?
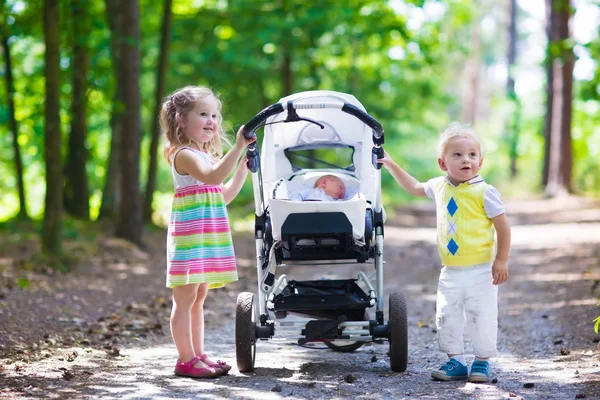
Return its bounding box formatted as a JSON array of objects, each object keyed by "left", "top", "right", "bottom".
[{"left": 436, "top": 262, "right": 498, "bottom": 358}]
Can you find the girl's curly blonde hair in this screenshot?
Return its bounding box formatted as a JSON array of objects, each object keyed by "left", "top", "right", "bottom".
[
  {"left": 161, "top": 86, "right": 231, "bottom": 165},
  {"left": 436, "top": 122, "right": 484, "bottom": 158}
]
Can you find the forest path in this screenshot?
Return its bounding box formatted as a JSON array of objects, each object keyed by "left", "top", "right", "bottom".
[{"left": 1, "top": 196, "right": 599, "bottom": 399}]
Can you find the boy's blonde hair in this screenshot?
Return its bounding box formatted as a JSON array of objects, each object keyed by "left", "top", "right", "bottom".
[
  {"left": 161, "top": 86, "right": 231, "bottom": 165},
  {"left": 436, "top": 122, "right": 484, "bottom": 158}
]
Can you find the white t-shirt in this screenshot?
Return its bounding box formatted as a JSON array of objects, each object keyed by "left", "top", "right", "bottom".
[{"left": 423, "top": 175, "right": 505, "bottom": 218}]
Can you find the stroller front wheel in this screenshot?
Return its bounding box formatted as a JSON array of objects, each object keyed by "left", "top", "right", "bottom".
[{"left": 235, "top": 292, "right": 257, "bottom": 372}]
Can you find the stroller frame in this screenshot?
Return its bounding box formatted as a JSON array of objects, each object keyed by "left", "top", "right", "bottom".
[{"left": 235, "top": 91, "right": 408, "bottom": 373}]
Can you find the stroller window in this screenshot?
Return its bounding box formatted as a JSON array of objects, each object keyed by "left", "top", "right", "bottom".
[{"left": 284, "top": 145, "right": 355, "bottom": 172}]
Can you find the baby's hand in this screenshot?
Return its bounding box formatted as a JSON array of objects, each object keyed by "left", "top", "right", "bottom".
[
  {"left": 492, "top": 259, "right": 509, "bottom": 285},
  {"left": 235, "top": 125, "right": 256, "bottom": 150}
]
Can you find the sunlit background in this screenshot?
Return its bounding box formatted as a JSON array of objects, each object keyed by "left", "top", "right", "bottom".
[{"left": 0, "top": 0, "right": 598, "bottom": 226}]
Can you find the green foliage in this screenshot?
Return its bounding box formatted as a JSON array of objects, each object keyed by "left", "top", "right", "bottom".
[{"left": 1, "top": 0, "right": 599, "bottom": 226}]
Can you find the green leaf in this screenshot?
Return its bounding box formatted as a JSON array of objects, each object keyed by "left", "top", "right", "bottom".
[{"left": 16, "top": 278, "right": 30, "bottom": 289}]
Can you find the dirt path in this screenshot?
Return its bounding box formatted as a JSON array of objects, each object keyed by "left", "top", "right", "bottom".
[{"left": 1, "top": 197, "right": 599, "bottom": 399}]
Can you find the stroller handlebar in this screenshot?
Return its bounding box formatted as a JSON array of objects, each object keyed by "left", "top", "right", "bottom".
[
  {"left": 243, "top": 103, "right": 285, "bottom": 139},
  {"left": 340, "top": 103, "right": 384, "bottom": 144},
  {"left": 243, "top": 100, "right": 384, "bottom": 144}
]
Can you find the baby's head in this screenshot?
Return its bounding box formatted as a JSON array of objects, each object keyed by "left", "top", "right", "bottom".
[
  {"left": 436, "top": 123, "right": 484, "bottom": 185},
  {"left": 314, "top": 175, "right": 346, "bottom": 200},
  {"left": 161, "top": 86, "right": 229, "bottom": 165}
]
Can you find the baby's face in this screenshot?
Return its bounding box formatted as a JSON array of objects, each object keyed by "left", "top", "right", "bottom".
[{"left": 321, "top": 178, "right": 346, "bottom": 199}]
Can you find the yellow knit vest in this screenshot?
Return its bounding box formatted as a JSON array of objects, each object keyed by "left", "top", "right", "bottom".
[{"left": 431, "top": 177, "right": 495, "bottom": 266}]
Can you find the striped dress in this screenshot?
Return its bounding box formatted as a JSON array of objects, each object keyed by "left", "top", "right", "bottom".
[{"left": 166, "top": 148, "right": 238, "bottom": 289}]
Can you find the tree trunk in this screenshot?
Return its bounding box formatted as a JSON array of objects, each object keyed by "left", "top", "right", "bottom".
[
  {"left": 281, "top": 47, "right": 292, "bottom": 96},
  {"left": 461, "top": 17, "right": 480, "bottom": 124},
  {"left": 506, "top": 0, "right": 520, "bottom": 178},
  {"left": 542, "top": 0, "right": 555, "bottom": 186},
  {"left": 545, "top": 0, "right": 574, "bottom": 197},
  {"left": 1, "top": 15, "right": 29, "bottom": 219},
  {"left": 143, "top": 0, "right": 172, "bottom": 224},
  {"left": 42, "top": 0, "right": 63, "bottom": 255},
  {"left": 64, "top": 0, "right": 90, "bottom": 219},
  {"left": 98, "top": 0, "right": 124, "bottom": 220},
  {"left": 115, "top": 0, "right": 142, "bottom": 245},
  {"left": 558, "top": 0, "right": 574, "bottom": 192}
]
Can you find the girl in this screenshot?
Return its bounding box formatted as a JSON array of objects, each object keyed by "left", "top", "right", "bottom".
[{"left": 161, "top": 86, "right": 255, "bottom": 378}]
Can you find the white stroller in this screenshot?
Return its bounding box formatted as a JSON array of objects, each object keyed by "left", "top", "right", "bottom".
[{"left": 236, "top": 90, "right": 408, "bottom": 372}]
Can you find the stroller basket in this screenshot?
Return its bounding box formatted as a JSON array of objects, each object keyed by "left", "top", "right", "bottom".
[{"left": 273, "top": 279, "right": 370, "bottom": 320}]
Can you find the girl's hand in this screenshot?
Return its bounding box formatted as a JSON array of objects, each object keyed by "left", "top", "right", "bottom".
[
  {"left": 237, "top": 155, "right": 250, "bottom": 175},
  {"left": 235, "top": 125, "right": 256, "bottom": 151},
  {"left": 492, "top": 259, "right": 509, "bottom": 285}
]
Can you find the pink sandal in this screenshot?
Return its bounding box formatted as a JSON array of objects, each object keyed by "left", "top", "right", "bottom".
[
  {"left": 174, "top": 356, "right": 222, "bottom": 378},
  {"left": 200, "top": 354, "right": 232, "bottom": 374}
]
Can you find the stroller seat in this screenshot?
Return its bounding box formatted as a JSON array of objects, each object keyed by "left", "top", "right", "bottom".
[{"left": 269, "top": 172, "right": 368, "bottom": 244}]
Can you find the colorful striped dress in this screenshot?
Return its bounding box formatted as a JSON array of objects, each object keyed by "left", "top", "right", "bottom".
[{"left": 166, "top": 148, "right": 238, "bottom": 289}]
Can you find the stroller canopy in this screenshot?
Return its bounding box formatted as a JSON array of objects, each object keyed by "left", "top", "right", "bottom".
[{"left": 260, "top": 90, "right": 378, "bottom": 202}]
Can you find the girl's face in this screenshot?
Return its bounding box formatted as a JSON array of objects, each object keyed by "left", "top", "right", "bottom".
[
  {"left": 184, "top": 97, "right": 220, "bottom": 148},
  {"left": 438, "top": 136, "right": 483, "bottom": 186}
]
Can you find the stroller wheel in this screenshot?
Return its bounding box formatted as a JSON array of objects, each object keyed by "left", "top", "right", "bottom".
[
  {"left": 325, "top": 310, "right": 369, "bottom": 352},
  {"left": 325, "top": 340, "right": 364, "bottom": 352},
  {"left": 388, "top": 291, "right": 408, "bottom": 372},
  {"left": 235, "top": 292, "right": 257, "bottom": 372}
]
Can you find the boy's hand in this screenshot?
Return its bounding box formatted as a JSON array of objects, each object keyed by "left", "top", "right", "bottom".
[
  {"left": 492, "top": 259, "right": 509, "bottom": 285},
  {"left": 376, "top": 150, "right": 393, "bottom": 168}
]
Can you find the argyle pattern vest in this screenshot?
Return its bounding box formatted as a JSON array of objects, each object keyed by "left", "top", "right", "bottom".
[{"left": 431, "top": 177, "right": 495, "bottom": 266}]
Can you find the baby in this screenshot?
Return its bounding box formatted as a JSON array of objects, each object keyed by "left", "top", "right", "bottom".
[{"left": 291, "top": 174, "right": 346, "bottom": 201}]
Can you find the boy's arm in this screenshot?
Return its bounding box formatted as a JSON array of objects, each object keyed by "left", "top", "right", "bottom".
[
  {"left": 379, "top": 152, "right": 427, "bottom": 197},
  {"left": 491, "top": 213, "right": 511, "bottom": 285}
]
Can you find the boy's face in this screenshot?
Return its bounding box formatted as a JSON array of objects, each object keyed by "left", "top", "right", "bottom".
[
  {"left": 438, "top": 136, "right": 483, "bottom": 186},
  {"left": 317, "top": 177, "right": 346, "bottom": 199}
]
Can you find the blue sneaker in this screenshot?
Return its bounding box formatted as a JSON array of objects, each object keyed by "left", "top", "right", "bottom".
[
  {"left": 431, "top": 358, "right": 468, "bottom": 381},
  {"left": 468, "top": 360, "right": 490, "bottom": 383}
]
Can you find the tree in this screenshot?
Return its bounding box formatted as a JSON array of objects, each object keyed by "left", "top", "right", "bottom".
[
  {"left": 115, "top": 0, "right": 142, "bottom": 245},
  {"left": 1, "top": 4, "right": 29, "bottom": 219},
  {"left": 505, "top": 0, "right": 521, "bottom": 178},
  {"left": 143, "top": 0, "right": 172, "bottom": 224},
  {"left": 42, "top": 0, "right": 63, "bottom": 255},
  {"left": 542, "top": 0, "right": 555, "bottom": 186},
  {"left": 64, "top": 0, "right": 90, "bottom": 219},
  {"left": 99, "top": 0, "right": 125, "bottom": 221},
  {"left": 545, "top": 0, "right": 574, "bottom": 196},
  {"left": 461, "top": 11, "right": 481, "bottom": 124}
]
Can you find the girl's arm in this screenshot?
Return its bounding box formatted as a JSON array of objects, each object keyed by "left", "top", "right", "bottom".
[
  {"left": 176, "top": 126, "right": 255, "bottom": 185},
  {"left": 222, "top": 156, "right": 249, "bottom": 204},
  {"left": 378, "top": 151, "right": 427, "bottom": 197},
  {"left": 491, "top": 213, "right": 511, "bottom": 285}
]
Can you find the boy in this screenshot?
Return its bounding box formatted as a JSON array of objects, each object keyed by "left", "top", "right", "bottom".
[{"left": 379, "top": 123, "right": 511, "bottom": 382}]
